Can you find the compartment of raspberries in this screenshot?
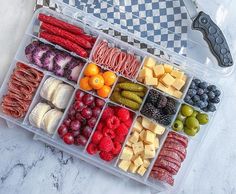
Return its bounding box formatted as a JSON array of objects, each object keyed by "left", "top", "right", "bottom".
[
  {"left": 141, "top": 89, "right": 178, "bottom": 126},
  {"left": 57, "top": 90, "right": 105, "bottom": 146},
  {"left": 87, "top": 104, "right": 134, "bottom": 162},
  {"left": 184, "top": 78, "right": 221, "bottom": 112}
]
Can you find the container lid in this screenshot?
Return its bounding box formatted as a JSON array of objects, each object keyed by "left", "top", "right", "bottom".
[{"left": 53, "top": 0, "right": 235, "bottom": 77}]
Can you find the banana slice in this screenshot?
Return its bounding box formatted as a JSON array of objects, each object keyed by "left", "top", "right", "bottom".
[
  {"left": 52, "top": 84, "right": 74, "bottom": 109},
  {"left": 42, "top": 109, "right": 63, "bottom": 134},
  {"left": 40, "top": 77, "right": 62, "bottom": 101},
  {"left": 29, "top": 102, "right": 51, "bottom": 128}
]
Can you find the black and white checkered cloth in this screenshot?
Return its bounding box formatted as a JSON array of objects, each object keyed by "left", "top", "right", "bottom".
[{"left": 35, "top": 0, "right": 188, "bottom": 58}]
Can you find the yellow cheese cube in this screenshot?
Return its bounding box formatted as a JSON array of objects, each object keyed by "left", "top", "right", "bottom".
[
  {"left": 153, "top": 65, "right": 165, "bottom": 78},
  {"left": 132, "top": 120, "right": 143, "bottom": 133},
  {"left": 144, "top": 76, "right": 158, "bottom": 86},
  {"left": 134, "top": 156, "right": 143, "bottom": 167},
  {"left": 173, "top": 90, "right": 183, "bottom": 99},
  {"left": 156, "top": 82, "right": 168, "bottom": 93},
  {"left": 142, "top": 117, "right": 153, "bottom": 129},
  {"left": 129, "top": 131, "right": 139, "bottom": 144},
  {"left": 144, "top": 130, "right": 156, "bottom": 144},
  {"left": 172, "top": 78, "right": 185, "bottom": 90},
  {"left": 171, "top": 69, "right": 184, "bottom": 79},
  {"left": 137, "top": 165, "right": 147, "bottom": 176},
  {"left": 137, "top": 76, "right": 143, "bottom": 83},
  {"left": 118, "top": 160, "right": 131, "bottom": 172},
  {"left": 164, "top": 64, "right": 173, "bottom": 73},
  {"left": 139, "top": 68, "right": 153, "bottom": 78},
  {"left": 132, "top": 141, "right": 144, "bottom": 155},
  {"left": 165, "top": 86, "right": 176, "bottom": 96},
  {"left": 153, "top": 138, "right": 160, "bottom": 149},
  {"left": 149, "top": 123, "right": 165, "bottom": 135},
  {"left": 143, "top": 159, "right": 150, "bottom": 168},
  {"left": 139, "top": 130, "right": 146, "bottom": 141},
  {"left": 120, "top": 147, "right": 133, "bottom": 161},
  {"left": 143, "top": 56, "right": 156, "bottom": 69},
  {"left": 129, "top": 162, "right": 139, "bottom": 173},
  {"left": 144, "top": 144, "right": 156, "bottom": 159},
  {"left": 126, "top": 140, "right": 132, "bottom": 147},
  {"left": 161, "top": 73, "right": 175, "bottom": 87},
  {"left": 182, "top": 74, "right": 187, "bottom": 82}
]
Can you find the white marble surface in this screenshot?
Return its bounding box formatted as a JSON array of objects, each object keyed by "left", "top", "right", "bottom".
[{"left": 0, "top": 1, "right": 236, "bottom": 194}]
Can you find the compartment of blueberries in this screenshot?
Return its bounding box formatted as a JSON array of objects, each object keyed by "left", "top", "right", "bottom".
[
  {"left": 141, "top": 89, "right": 179, "bottom": 126},
  {"left": 184, "top": 78, "right": 221, "bottom": 112}
]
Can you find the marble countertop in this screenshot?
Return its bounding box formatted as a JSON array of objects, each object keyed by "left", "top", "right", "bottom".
[{"left": 0, "top": 1, "right": 236, "bottom": 194}]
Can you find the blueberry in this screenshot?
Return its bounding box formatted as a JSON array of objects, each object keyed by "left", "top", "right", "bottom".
[
  {"left": 187, "top": 89, "right": 197, "bottom": 97},
  {"left": 190, "top": 82, "right": 196, "bottom": 89},
  {"left": 203, "top": 107, "right": 209, "bottom": 112},
  {"left": 207, "top": 85, "right": 217, "bottom": 92},
  {"left": 193, "top": 78, "right": 201, "bottom": 86},
  {"left": 184, "top": 95, "right": 191, "bottom": 102},
  {"left": 208, "top": 91, "right": 215, "bottom": 99},
  {"left": 203, "top": 101, "right": 208, "bottom": 108},
  {"left": 210, "top": 97, "right": 220, "bottom": 104},
  {"left": 214, "top": 89, "right": 221, "bottom": 97},
  {"left": 204, "top": 88, "right": 209, "bottom": 94},
  {"left": 197, "top": 88, "right": 204, "bottom": 95},
  {"left": 193, "top": 95, "right": 200, "bottom": 102},
  {"left": 199, "top": 81, "right": 208, "bottom": 89},
  {"left": 208, "top": 103, "right": 216, "bottom": 112},
  {"left": 200, "top": 93, "right": 208, "bottom": 101},
  {"left": 188, "top": 99, "right": 194, "bottom": 105},
  {"left": 196, "top": 101, "right": 205, "bottom": 109}
]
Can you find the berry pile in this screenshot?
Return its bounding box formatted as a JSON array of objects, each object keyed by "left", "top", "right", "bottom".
[
  {"left": 87, "top": 106, "right": 133, "bottom": 162},
  {"left": 141, "top": 89, "right": 177, "bottom": 126},
  {"left": 57, "top": 90, "right": 105, "bottom": 146},
  {"left": 184, "top": 78, "right": 221, "bottom": 112}
]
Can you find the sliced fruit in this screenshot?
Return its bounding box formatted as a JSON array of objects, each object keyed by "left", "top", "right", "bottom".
[
  {"left": 97, "top": 85, "right": 111, "bottom": 98},
  {"left": 83, "top": 63, "right": 99, "bottom": 76},
  {"left": 103, "top": 71, "right": 116, "bottom": 86},
  {"left": 172, "top": 120, "right": 183, "bottom": 131},
  {"left": 79, "top": 77, "right": 92, "bottom": 91},
  {"left": 89, "top": 75, "right": 104, "bottom": 89}
]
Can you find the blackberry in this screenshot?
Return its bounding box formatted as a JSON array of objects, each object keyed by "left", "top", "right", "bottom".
[
  {"left": 159, "top": 115, "right": 172, "bottom": 126},
  {"left": 156, "top": 95, "right": 167, "bottom": 108},
  {"left": 147, "top": 90, "right": 160, "bottom": 104},
  {"left": 163, "top": 102, "right": 176, "bottom": 115},
  {"left": 141, "top": 103, "right": 157, "bottom": 119},
  {"left": 153, "top": 109, "right": 162, "bottom": 121}
]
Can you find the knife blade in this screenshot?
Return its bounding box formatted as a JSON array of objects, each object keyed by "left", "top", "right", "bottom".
[{"left": 183, "top": 0, "right": 233, "bottom": 67}]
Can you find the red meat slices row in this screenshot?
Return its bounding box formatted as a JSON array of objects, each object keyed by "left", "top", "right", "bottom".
[
  {"left": 150, "top": 132, "right": 188, "bottom": 186},
  {"left": 1, "top": 62, "right": 43, "bottom": 118}
]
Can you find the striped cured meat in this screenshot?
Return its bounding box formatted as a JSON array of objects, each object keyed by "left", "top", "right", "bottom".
[
  {"left": 1, "top": 62, "right": 43, "bottom": 118},
  {"left": 92, "top": 41, "right": 141, "bottom": 79}
]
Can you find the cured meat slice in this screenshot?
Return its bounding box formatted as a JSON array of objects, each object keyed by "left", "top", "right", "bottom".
[
  {"left": 150, "top": 167, "right": 174, "bottom": 186},
  {"left": 158, "top": 155, "right": 181, "bottom": 168},
  {"left": 159, "top": 149, "right": 182, "bottom": 163},
  {"left": 167, "top": 132, "right": 188, "bottom": 148},
  {"left": 154, "top": 157, "right": 180, "bottom": 175},
  {"left": 163, "top": 142, "right": 186, "bottom": 161}
]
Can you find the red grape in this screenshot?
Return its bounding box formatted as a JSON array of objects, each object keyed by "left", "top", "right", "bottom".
[
  {"left": 87, "top": 117, "right": 97, "bottom": 128},
  {"left": 82, "top": 126, "right": 93, "bottom": 138},
  {"left": 63, "top": 118, "right": 71, "bottom": 127},
  {"left": 70, "top": 120, "right": 81, "bottom": 131},
  {"left": 82, "top": 94, "right": 95, "bottom": 106},
  {"left": 58, "top": 124, "right": 68, "bottom": 137},
  {"left": 81, "top": 108, "right": 92, "bottom": 119},
  {"left": 92, "top": 107, "right": 101, "bottom": 118},
  {"left": 63, "top": 133, "right": 74, "bottom": 145},
  {"left": 74, "top": 101, "right": 86, "bottom": 111},
  {"left": 71, "top": 130, "right": 80, "bottom": 137},
  {"left": 75, "top": 113, "right": 86, "bottom": 125},
  {"left": 68, "top": 107, "right": 76, "bottom": 118},
  {"left": 75, "top": 135, "right": 87, "bottom": 146},
  {"left": 95, "top": 98, "right": 105, "bottom": 107},
  {"left": 75, "top": 90, "right": 85, "bottom": 101}
]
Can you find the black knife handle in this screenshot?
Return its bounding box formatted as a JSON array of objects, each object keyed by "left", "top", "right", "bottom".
[{"left": 192, "top": 11, "right": 233, "bottom": 67}]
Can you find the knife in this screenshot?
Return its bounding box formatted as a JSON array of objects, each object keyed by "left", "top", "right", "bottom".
[{"left": 183, "top": 0, "right": 233, "bottom": 67}]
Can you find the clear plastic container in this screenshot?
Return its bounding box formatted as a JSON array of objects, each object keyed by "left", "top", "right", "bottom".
[{"left": 0, "top": 6, "right": 225, "bottom": 194}]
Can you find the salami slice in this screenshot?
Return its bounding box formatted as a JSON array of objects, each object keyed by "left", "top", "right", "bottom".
[
  {"left": 150, "top": 167, "right": 174, "bottom": 186},
  {"left": 163, "top": 142, "right": 186, "bottom": 161},
  {"left": 154, "top": 157, "right": 180, "bottom": 175},
  {"left": 158, "top": 155, "right": 181, "bottom": 168},
  {"left": 159, "top": 149, "right": 182, "bottom": 163},
  {"left": 168, "top": 132, "right": 188, "bottom": 147}
]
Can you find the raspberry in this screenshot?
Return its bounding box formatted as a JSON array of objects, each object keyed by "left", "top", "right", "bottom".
[
  {"left": 106, "top": 116, "right": 120, "bottom": 129},
  {"left": 112, "top": 142, "right": 122, "bottom": 155},
  {"left": 91, "top": 131, "right": 103, "bottom": 144},
  {"left": 96, "top": 122, "right": 103, "bottom": 132},
  {"left": 101, "top": 107, "right": 114, "bottom": 120},
  {"left": 117, "top": 108, "right": 130, "bottom": 122},
  {"left": 99, "top": 151, "right": 114, "bottom": 161},
  {"left": 86, "top": 143, "right": 98, "bottom": 155},
  {"left": 124, "top": 118, "right": 133, "bottom": 128},
  {"left": 113, "top": 134, "right": 125, "bottom": 143},
  {"left": 116, "top": 123, "right": 129, "bottom": 136},
  {"left": 99, "top": 136, "right": 114, "bottom": 152},
  {"left": 103, "top": 127, "right": 115, "bottom": 139}
]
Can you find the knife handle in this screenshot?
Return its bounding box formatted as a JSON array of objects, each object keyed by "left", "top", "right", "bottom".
[{"left": 192, "top": 11, "right": 233, "bottom": 67}]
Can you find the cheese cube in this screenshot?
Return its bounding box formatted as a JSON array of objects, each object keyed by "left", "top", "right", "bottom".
[
  {"left": 153, "top": 65, "right": 165, "bottom": 78},
  {"left": 137, "top": 76, "right": 143, "bottom": 83},
  {"left": 165, "top": 86, "right": 175, "bottom": 96},
  {"left": 144, "top": 130, "right": 156, "bottom": 144},
  {"left": 137, "top": 165, "right": 147, "bottom": 176},
  {"left": 143, "top": 159, "right": 150, "bottom": 168},
  {"left": 161, "top": 73, "right": 175, "bottom": 87},
  {"left": 149, "top": 123, "right": 165, "bottom": 135},
  {"left": 139, "top": 68, "right": 153, "bottom": 78},
  {"left": 173, "top": 90, "right": 183, "bottom": 99},
  {"left": 144, "top": 57, "right": 156, "bottom": 69},
  {"left": 118, "top": 160, "right": 131, "bottom": 172},
  {"left": 142, "top": 117, "right": 153, "bottom": 129},
  {"left": 164, "top": 64, "right": 173, "bottom": 73},
  {"left": 139, "top": 130, "right": 146, "bottom": 141},
  {"left": 126, "top": 140, "right": 132, "bottom": 147},
  {"left": 132, "top": 120, "right": 143, "bottom": 133},
  {"left": 153, "top": 138, "right": 160, "bottom": 149},
  {"left": 144, "top": 77, "right": 158, "bottom": 86},
  {"left": 120, "top": 147, "right": 133, "bottom": 161},
  {"left": 182, "top": 74, "right": 187, "bottom": 82},
  {"left": 134, "top": 156, "right": 143, "bottom": 167},
  {"left": 129, "top": 162, "right": 139, "bottom": 173},
  {"left": 172, "top": 78, "right": 185, "bottom": 90},
  {"left": 171, "top": 69, "right": 184, "bottom": 79},
  {"left": 156, "top": 82, "right": 168, "bottom": 92},
  {"left": 144, "top": 144, "right": 156, "bottom": 159},
  {"left": 129, "top": 131, "right": 139, "bottom": 144},
  {"left": 132, "top": 141, "right": 144, "bottom": 155}
]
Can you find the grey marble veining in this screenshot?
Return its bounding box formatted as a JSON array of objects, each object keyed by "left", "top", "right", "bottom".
[{"left": 0, "top": 0, "right": 236, "bottom": 194}]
